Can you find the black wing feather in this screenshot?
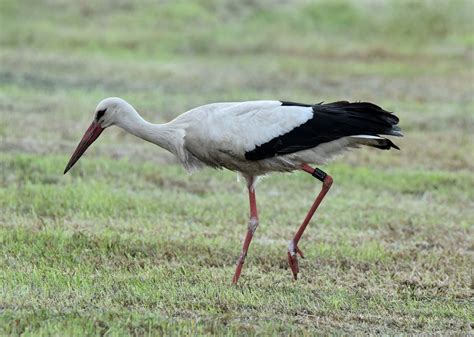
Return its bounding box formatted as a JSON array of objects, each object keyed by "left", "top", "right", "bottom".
[{"left": 245, "top": 101, "right": 402, "bottom": 161}]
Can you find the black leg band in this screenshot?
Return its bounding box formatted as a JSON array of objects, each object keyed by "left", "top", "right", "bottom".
[{"left": 311, "top": 168, "right": 327, "bottom": 182}]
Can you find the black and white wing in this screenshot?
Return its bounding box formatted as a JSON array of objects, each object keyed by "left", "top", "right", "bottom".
[{"left": 245, "top": 101, "right": 402, "bottom": 160}]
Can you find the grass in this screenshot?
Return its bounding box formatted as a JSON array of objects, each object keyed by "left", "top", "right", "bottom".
[{"left": 1, "top": 0, "right": 473, "bottom": 335}]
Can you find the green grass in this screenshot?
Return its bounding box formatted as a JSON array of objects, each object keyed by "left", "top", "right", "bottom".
[{"left": 1, "top": 0, "right": 473, "bottom": 335}]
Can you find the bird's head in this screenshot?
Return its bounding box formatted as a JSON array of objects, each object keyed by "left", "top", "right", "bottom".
[{"left": 63, "top": 97, "right": 135, "bottom": 174}]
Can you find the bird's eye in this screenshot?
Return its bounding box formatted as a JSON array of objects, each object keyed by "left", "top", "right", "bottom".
[{"left": 96, "top": 108, "right": 107, "bottom": 120}]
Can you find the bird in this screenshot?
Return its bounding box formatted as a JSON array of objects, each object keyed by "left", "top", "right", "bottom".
[{"left": 64, "top": 97, "right": 402, "bottom": 283}]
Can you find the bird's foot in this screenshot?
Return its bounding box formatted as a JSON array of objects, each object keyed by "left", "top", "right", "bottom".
[{"left": 287, "top": 242, "right": 304, "bottom": 280}]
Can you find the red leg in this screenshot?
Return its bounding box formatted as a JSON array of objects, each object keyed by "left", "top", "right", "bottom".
[
  {"left": 232, "top": 179, "right": 259, "bottom": 284},
  {"left": 288, "top": 164, "right": 333, "bottom": 280}
]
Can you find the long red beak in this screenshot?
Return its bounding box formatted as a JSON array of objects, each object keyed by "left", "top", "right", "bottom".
[{"left": 64, "top": 121, "right": 104, "bottom": 174}]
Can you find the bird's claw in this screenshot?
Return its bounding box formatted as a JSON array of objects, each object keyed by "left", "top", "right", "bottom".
[{"left": 287, "top": 245, "right": 304, "bottom": 280}]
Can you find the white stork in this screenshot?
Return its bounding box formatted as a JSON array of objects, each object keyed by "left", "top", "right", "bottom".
[{"left": 64, "top": 97, "right": 402, "bottom": 283}]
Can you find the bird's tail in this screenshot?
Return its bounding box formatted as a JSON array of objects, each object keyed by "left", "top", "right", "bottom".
[{"left": 316, "top": 101, "right": 403, "bottom": 150}]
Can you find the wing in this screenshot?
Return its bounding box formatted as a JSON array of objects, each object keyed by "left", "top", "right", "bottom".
[
  {"left": 182, "top": 101, "right": 315, "bottom": 161},
  {"left": 245, "top": 101, "right": 402, "bottom": 160}
]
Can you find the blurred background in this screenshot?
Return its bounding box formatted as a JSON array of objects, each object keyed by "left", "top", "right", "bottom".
[
  {"left": 1, "top": 0, "right": 473, "bottom": 335},
  {"left": 1, "top": 0, "right": 472, "bottom": 169}
]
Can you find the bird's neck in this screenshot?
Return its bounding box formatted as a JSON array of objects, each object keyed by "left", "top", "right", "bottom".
[{"left": 117, "top": 110, "right": 183, "bottom": 154}]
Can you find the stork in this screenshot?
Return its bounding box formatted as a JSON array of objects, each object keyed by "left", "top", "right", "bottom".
[{"left": 64, "top": 97, "right": 402, "bottom": 283}]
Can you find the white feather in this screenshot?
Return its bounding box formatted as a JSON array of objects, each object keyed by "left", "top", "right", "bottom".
[{"left": 180, "top": 101, "right": 313, "bottom": 167}]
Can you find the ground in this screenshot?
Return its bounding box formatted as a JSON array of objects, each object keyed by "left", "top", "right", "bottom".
[{"left": 1, "top": 0, "right": 473, "bottom": 335}]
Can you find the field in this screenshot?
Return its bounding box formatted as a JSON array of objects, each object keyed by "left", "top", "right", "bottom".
[{"left": 1, "top": 0, "right": 473, "bottom": 335}]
